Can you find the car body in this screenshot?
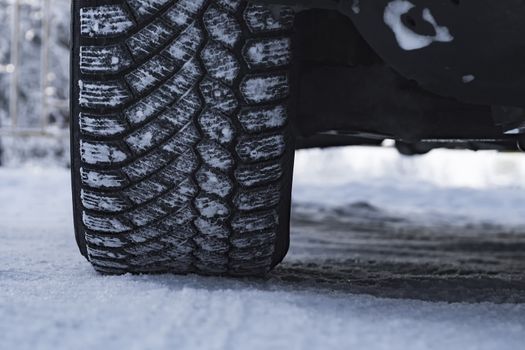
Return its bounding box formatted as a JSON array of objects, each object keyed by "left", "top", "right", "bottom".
[{"left": 257, "top": 0, "right": 525, "bottom": 152}]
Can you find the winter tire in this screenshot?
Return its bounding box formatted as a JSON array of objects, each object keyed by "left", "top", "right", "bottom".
[{"left": 71, "top": 0, "right": 295, "bottom": 276}]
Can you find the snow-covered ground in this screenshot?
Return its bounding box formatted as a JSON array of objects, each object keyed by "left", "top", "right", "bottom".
[{"left": 1, "top": 147, "right": 525, "bottom": 350}]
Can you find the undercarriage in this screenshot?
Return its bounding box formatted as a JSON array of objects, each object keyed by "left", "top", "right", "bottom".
[{"left": 257, "top": 0, "right": 525, "bottom": 153}]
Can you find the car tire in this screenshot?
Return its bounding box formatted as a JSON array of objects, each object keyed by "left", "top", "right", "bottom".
[{"left": 70, "top": 0, "right": 296, "bottom": 276}]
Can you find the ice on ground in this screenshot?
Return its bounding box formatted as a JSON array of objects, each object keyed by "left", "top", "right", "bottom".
[{"left": 1, "top": 147, "right": 525, "bottom": 350}]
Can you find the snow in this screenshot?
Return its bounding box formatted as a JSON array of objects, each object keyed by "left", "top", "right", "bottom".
[
  {"left": 238, "top": 105, "right": 287, "bottom": 132},
  {"left": 240, "top": 74, "right": 289, "bottom": 104},
  {"left": 80, "top": 140, "right": 127, "bottom": 165},
  {"left": 384, "top": 0, "right": 454, "bottom": 51},
  {"left": 80, "top": 167, "right": 126, "bottom": 189},
  {"left": 1, "top": 147, "right": 525, "bottom": 349},
  {"left": 462, "top": 75, "right": 476, "bottom": 83},
  {"left": 80, "top": 5, "right": 134, "bottom": 37},
  {"left": 128, "top": 130, "right": 154, "bottom": 150},
  {"left": 293, "top": 147, "right": 525, "bottom": 226},
  {"left": 245, "top": 38, "right": 291, "bottom": 68},
  {"left": 352, "top": 0, "right": 360, "bottom": 14}
]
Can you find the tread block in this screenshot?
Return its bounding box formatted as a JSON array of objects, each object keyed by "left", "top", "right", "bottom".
[
  {"left": 234, "top": 162, "right": 283, "bottom": 187},
  {"left": 194, "top": 217, "right": 230, "bottom": 239},
  {"left": 90, "top": 258, "right": 130, "bottom": 270},
  {"left": 156, "top": 247, "right": 195, "bottom": 260},
  {"left": 157, "top": 151, "right": 199, "bottom": 184},
  {"left": 80, "top": 5, "right": 135, "bottom": 37},
  {"left": 200, "top": 78, "right": 238, "bottom": 114},
  {"left": 161, "top": 123, "right": 200, "bottom": 156},
  {"left": 157, "top": 209, "right": 196, "bottom": 230},
  {"left": 125, "top": 107, "right": 200, "bottom": 157},
  {"left": 79, "top": 113, "right": 127, "bottom": 137},
  {"left": 235, "top": 185, "right": 281, "bottom": 211},
  {"left": 230, "top": 230, "right": 276, "bottom": 249},
  {"left": 194, "top": 194, "right": 230, "bottom": 219},
  {"left": 236, "top": 134, "right": 286, "bottom": 163},
  {"left": 124, "top": 226, "right": 164, "bottom": 244},
  {"left": 124, "top": 89, "right": 174, "bottom": 126},
  {"left": 127, "top": 0, "right": 171, "bottom": 20},
  {"left": 83, "top": 212, "right": 131, "bottom": 233},
  {"left": 128, "top": 252, "right": 172, "bottom": 266},
  {"left": 125, "top": 55, "right": 177, "bottom": 94},
  {"left": 87, "top": 246, "right": 127, "bottom": 260},
  {"left": 164, "top": 0, "right": 206, "bottom": 30},
  {"left": 79, "top": 80, "right": 131, "bottom": 109},
  {"left": 163, "top": 23, "right": 204, "bottom": 65},
  {"left": 238, "top": 105, "right": 287, "bottom": 133},
  {"left": 243, "top": 38, "right": 291, "bottom": 69},
  {"left": 123, "top": 240, "right": 165, "bottom": 255},
  {"left": 244, "top": 5, "right": 294, "bottom": 34},
  {"left": 81, "top": 168, "right": 129, "bottom": 189},
  {"left": 126, "top": 19, "right": 174, "bottom": 60},
  {"left": 162, "top": 239, "right": 196, "bottom": 255},
  {"left": 80, "top": 45, "right": 132, "bottom": 74},
  {"left": 122, "top": 149, "right": 171, "bottom": 181},
  {"left": 85, "top": 232, "right": 127, "bottom": 248},
  {"left": 203, "top": 5, "right": 241, "bottom": 48},
  {"left": 126, "top": 202, "right": 169, "bottom": 227},
  {"left": 159, "top": 90, "right": 202, "bottom": 131},
  {"left": 197, "top": 141, "right": 234, "bottom": 171},
  {"left": 80, "top": 140, "right": 128, "bottom": 165},
  {"left": 81, "top": 189, "right": 130, "bottom": 213},
  {"left": 217, "top": 0, "right": 242, "bottom": 12},
  {"left": 198, "top": 108, "right": 235, "bottom": 145},
  {"left": 193, "top": 235, "right": 229, "bottom": 254},
  {"left": 229, "top": 256, "right": 273, "bottom": 274},
  {"left": 159, "top": 178, "right": 198, "bottom": 209},
  {"left": 230, "top": 244, "right": 274, "bottom": 260},
  {"left": 196, "top": 166, "right": 232, "bottom": 198},
  {"left": 172, "top": 207, "right": 198, "bottom": 226},
  {"left": 201, "top": 42, "right": 240, "bottom": 85},
  {"left": 160, "top": 225, "right": 196, "bottom": 241},
  {"left": 240, "top": 73, "right": 289, "bottom": 104},
  {"left": 193, "top": 250, "right": 228, "bottom": 271},
  {"left": 124, "top": 178, "right": 169, "bottom": 205},
  {"left": 231, "top": 210, "right": 278, "bottom": 234},
  {"left": 155, "top": 256, "right": 193, "bottom": 271},
  {"left": 124, "top": 58, "right": 202, "bottom": 125},
  {"left": 162, "top": 59, "right": 203, "bottom": 102},
  {"left": 124, "top": 118, "right": 174, "bottom": 154},
  {"left": 155, "top": 220, "right": 196, "bottom": 239}
]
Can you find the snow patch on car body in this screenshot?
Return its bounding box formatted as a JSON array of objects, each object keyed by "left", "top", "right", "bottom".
[
  {"left": 384, "top": 0, "right": 453, "bottom": 51},
  {"left": 462, "top": 74, "right": 475, "bottom": 83},
  {"left": 352, "top": 0, "right": 360, "bottom": 14}
]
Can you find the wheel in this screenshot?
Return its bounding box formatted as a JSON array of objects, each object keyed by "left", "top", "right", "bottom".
[{"left": 71, "top": 0, "right": 296, "bottom": 276}]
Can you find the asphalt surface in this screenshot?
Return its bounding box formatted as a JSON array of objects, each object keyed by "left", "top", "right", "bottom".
[{"left": 273, "top": 203, "right": 525, "bottom": 303}]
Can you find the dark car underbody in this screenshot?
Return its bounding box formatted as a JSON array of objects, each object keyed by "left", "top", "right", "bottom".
[{"left": 254, "top": 0, "right": 525, "bottom": 153}]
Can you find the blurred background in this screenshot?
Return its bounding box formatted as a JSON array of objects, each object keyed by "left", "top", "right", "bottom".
[{"left": 0, "top": 0, "right": 69, "bottom": 166}]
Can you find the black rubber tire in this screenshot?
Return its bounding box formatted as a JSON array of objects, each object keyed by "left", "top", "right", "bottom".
[{"left": 70, "top": 0, "right": 296, "bottom": 276}]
